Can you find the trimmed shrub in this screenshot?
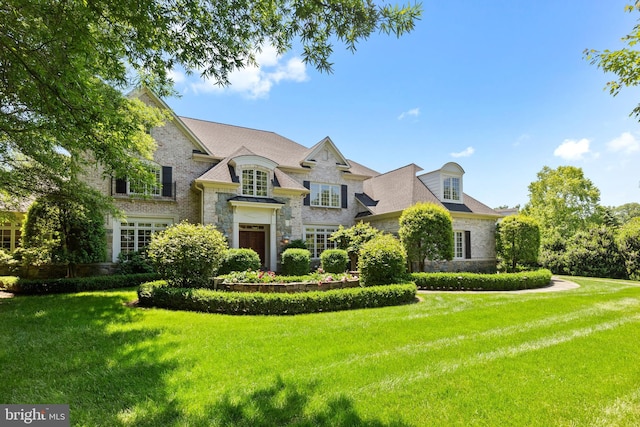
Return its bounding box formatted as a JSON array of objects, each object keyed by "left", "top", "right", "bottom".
[
  {"left": 283, "top": 239, "right": 308, "bottom": 250},
  {"left": 138, "top": 281, "right": 417, "bottom": 315},
  {"left": 320, "top": 249, "right": 349, "bottom": 273},
  {"left": 218, "top": 248, "right": 261, "bottom": 275},
  {"left": 147, "top": 221, "right": 227, "bottom": 288},
  {"left": 399, "top": 202, "right": 453, "bottom": 272},
  {"left": 4, "top": 273, "right": 158, "bottom": 295},
  {"left": 281, "top": 248, "right": 311, "bottom": 276},
  {"left": 411, "top": 269, "right": 552, "bottom": 291},
  {"left": 359, "top": 234, "right": 407, "bottom": 286}
]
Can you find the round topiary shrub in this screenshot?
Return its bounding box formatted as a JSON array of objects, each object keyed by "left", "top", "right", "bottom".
[
  {"left": 218, "top": 248, "right": 261, "bottom": 275},
  {"left": 320, "top": 249, "right": 349, "bottom": 273},
  {"left": 281, "top": 248, "right": 311, "bottom": 276},
  {"left": 147, "top": 221, "right": 227, "bottom": 288},
  {"left": 359, "top": 234, "right": 407, "bottom": 286}
]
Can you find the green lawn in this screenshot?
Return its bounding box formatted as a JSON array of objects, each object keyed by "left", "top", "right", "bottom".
[{"left": 1, "top": 277, "right": 639, "bottom": 426}]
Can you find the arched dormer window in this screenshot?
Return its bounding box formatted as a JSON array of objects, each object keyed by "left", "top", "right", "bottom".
[
  {"left": 231, "top": 154, "right": 278, "bottom": 198},
  {"left": 242, "top": 168, "right": 268, "bottom": 197},
  {"left": 440, "top": 162, "right": 464, "bottom": 203}
]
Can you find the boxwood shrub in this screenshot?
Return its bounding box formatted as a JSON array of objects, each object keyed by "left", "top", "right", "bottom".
[
  {"left": 218, "top": 248, "right": 261, "bottom": 275},
  {"left": 281, "top": 248, "right": 311, "bottom": 276},
  {"left": 411, "top": 269, "right": 552, "bottom": 291},
  {"left": 138, "top": 281, "right": 417, "bottom": 315},
  {"left": 320, "top": 249, "right": 349, "bottom": 273},
  {"left": 3, "top": 273, "right": 159, "bottom": 295}
]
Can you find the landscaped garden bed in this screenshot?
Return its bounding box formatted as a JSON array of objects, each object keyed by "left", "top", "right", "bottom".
[
  {"left": 216, "top": 269, "right": 360, "bottom": 293},
  {"left": 138, "top": 280, "right": 417, "bottom": 315}
]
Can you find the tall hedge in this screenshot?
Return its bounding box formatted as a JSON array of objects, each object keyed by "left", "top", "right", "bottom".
[
  {"left": 496, "top": 215, "right": 540, "bottom": 272},
  {"left": 399, "top": 202, "right": 453, "bottom": 272},
  {"left": 565, "top": 226, "right": 626, "bottom": 279},
  {"left": 147, "top": 221, "right": 227, "bottom": 288}
]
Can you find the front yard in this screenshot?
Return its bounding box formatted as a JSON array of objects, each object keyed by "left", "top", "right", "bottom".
[{"left": 1, "top": 277, "right": 639, "bottom": 426}]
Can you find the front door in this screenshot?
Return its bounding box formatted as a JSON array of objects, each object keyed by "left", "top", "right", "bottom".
[{"left": 239, "top": 230, "right": 266, "bottom": 267}]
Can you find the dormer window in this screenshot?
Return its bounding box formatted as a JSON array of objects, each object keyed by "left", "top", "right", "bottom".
[
  {"left": 242, "top": 169, "right": 268, "bottom": 197},
  {"left": 443, "top": 176, "right": 461, "bottom": 202}
]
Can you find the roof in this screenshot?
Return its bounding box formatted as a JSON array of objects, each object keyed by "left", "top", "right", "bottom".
[
  {"left": 180, "top": 117, "right": 316, "bottom": 169},
  {"left": 359, "top": 164, "right": 501, "bottom": 218}
]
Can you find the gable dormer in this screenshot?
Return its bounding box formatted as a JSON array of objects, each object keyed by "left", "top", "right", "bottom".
[
  {"left": 418, "top": 162, "right": 465, "bottom": 204},
  {"left": 301, "top": 137, "right": 351, "bottom": 170}
]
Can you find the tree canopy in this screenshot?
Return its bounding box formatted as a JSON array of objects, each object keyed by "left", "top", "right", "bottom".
[
  {"left": 522, "top": 166, "right": 601, "bottom": 241},
  {"left": 1, "top": 0, "right": 421, "bottom": 202},
  {"left": 585, "top": 1, "right": 640, "bottom": 118}
]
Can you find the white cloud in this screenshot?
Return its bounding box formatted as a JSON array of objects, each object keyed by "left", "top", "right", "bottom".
[
  {"left": 450, "top": 147, "right": 475, "bottom": 158},
  {"left": 398, "top": 108, "right": 420, "bottom": 120},
  {"left": 553, "top": 138, "right": 592, "bottom": 161},
  {"left": 167, "top": 69, "right": 185, "bottom": 84},
  {"left": 607, "top": 132, "right": 640, "bottom": 154},
  {"left": 187, "top": 44, "right": 308, "bottom": 99}
]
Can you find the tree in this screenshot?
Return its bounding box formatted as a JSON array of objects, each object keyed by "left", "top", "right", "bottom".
[
  {"left": 522, "top": 166, "right": 602, "bottom": 241},
  {"left": 617, "top": 217, "right": 640, "bottom": 280},
  {"left": 398, "top": 202, "right": 453, "bottom": 272},
  {"left": 330, "top": 222, "right": 382, "bottom": 270},
  {"left": 585, "top": 2, "right": 640, "bottom": 118},
  {"left": 612, "top": 202, "right": 640, "bottom": 225},
  {"left": 1, "top": 1, "right": 421, "bottom": 201},
  {"left": 20, "top": 181, "right": 110, "bottom": 277},
  {"left": 495, "top": 215, "right": 540, "bottom": 272}
]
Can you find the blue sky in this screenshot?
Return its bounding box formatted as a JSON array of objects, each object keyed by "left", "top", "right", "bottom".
[{"left": 165, "top": 1, "right": 640, "bottom": 209}]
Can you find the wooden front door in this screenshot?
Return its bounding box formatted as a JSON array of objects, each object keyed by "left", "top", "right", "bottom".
[{"left": 239, "top": 230, "right": 266, "bottom": 267}]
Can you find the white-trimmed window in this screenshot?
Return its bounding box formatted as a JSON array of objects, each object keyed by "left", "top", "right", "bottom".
[
  {"left": 0, "top": 222, "right": 21, "bottom": 252},
  {"left": 304, "top": 225, "right": 338, "bottom": 258},
  {"left": 454, "top": 231, "right": 464, "bottom": 259},
  {"left": 118, "top": 219, "right": 171, "bottom": 259},
  {"left": 242, "top": 169, "right": 268, "bottom": 197},
  {"left": 310, "top": 183, "right": 341, "bottom": 208},
  {"left": 443, "top": 176, "right": 461, "bottom": 202},
  {"left": 115, "top": 163, "right": 172, "bottom": 198},
  {"left": 129, "top": 165, "right": 162, "bottom": 196}
]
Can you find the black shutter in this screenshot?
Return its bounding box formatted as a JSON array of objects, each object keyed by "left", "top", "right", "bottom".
[
  {"left": 465, "top": 231, "right": 472, "bottom": 259},
  {"left": 341, "top": 184, "right": 348, "bottom": 209},
  {"left": 162, "top": 166, "right": 173, "bottom": 197},
  {"left": 115, "top": 178, "right": 127, "bottom": 194},
  {"left": 303, "top": 181, "right": 310, "bottom": 206}
]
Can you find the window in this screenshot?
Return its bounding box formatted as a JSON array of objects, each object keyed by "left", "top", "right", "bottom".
[
  {"left": 454, "top": 230, "right": 471, "bottom": 260},
  {"left": 443, "top": 176, "right": 461, "bottom": 201},
  {"left": 115, "top": 164, "right": 173, "bottom": 198},
  {"left": 118, "top": 220, "right": 171, "bottom": 258},
  {"left": 454, "top": 231, "right": 464, "bottom": 259},
  {"left": 242, "top": 169, "right": 268, "bottom": 197},
  {"left": 310, "top": 183, "right": 341, "bottom": 208},
  {"left": 304, "top": 226, "right": 338, "bottom": 258},
  {"left": 129, "top": 165, "right": 162, "bottom": 196},
  {"left": 0, "top": 222, "right": 21, "bottom": 252}
]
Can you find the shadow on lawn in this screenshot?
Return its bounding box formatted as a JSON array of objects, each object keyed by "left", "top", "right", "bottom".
[
  {"left": 201, "top": 376, "right": 409, "bottom": 427},
  {"left": 0, "top": 292, "right": 407, "bottom": 426},
  {"left": 0, "top": 291, "right": 185, "bottom": 426}
]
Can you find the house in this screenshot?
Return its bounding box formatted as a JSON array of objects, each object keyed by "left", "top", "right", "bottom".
[{"left": 3, "top": 88, "right": 502, "bottom": 273}]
